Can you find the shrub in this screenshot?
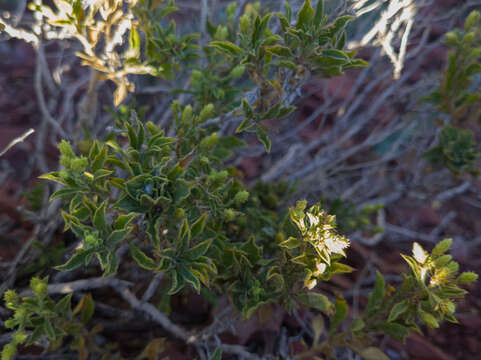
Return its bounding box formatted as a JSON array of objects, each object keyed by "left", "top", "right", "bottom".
[{"left": 0, "top": 1, "right": 478, "bottom": 360}]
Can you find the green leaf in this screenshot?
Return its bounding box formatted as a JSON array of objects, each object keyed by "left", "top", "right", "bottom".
[
  {"left": 351, "top": 317, "right": 365, "bottom": 332},
  {"left": 419, "top": 309, "right": 439, "bottom": 328},
  {"left": 55, "top": 249, "right": 95, "bottom": 271},
  {"left": 209, "top": 348, "right": 222, "bottom": 360},
  {"left": 191, "top": 213, "right": 208, "bottom": 238},
  {"left": 330, "top": 262, "right": 354, "bottom": 275},
  {"left": 466, "top": 63, "right": 481, "bottom": 76},
  {"left": 93, "top": 201, "right": 108, "bottom": 233},
  {"left": 297, "top": 0, "right": 314, "bottom": 28},
  {"left": 256, "top": 126, "right": 271, "bottom": 152},
  {"left": 106, "top": 228, "right": 132, "bottom": 248},
  {"left": 185, "top": 239, "right": 212, "bottom": 261},
  {"left": 129, "top": 27, "right": 141, "bottom": 58},
  {"left": 53, "top": 293, "right": 73, "bottom": 315},
  {"left": 91, "top": 146, "right": 107, "bottom": 172},
  {"left": 113, "top": 213, "right": 138, "bottom": 230},
  {"left": 242, "top": 98, "right": 255, "bottom": 119},
  {"left": 284, "top": 1, "right": 292, "bottom": 23},
  {"left": 330, "top": 15, "right": 354, "bottom": 35},
  {"left": 322, "top": 49, "right": 350, "bottom": 61},
  {"left": 252, "top": 14, "right": 273, "bottom": 47},
  {"left": 366, "top": 270, "right": 385, "bottom": 313},
  {"left": 278, "top": 106, "right": 296, "bottom": 118},
  {"left": 159, "top": 5, "right": 179, "bottom": 18},
  {"left": 148, "top": 134, "right": 176, "bottom": 148},
  {"left": 179, "top": 266, "right": 201, "bottom": 292},
  {"left": 43, "top": 319, "right": 56, "bottom": 341},
  {"left": 236, "top": 119, "right": 253, "bottom": 134},
  {"left": 279, "top": 236, "right": 300, "bottom": 249},
  {"left": 168, "top": 271, "right": 185, "bottom": 295},
  {"left": 177, "top": 218, "right": 191, "bottom": 252},
  {"left": 296, "top": 292, "right": 333, "bottom": 314},
  {"left": 432, "top": 238, "right": 452, "bottom": 257},
  {"left": 388, "top": 300, "right": 409, "bottom": 322},
  {"left": 313, "top": 0, "right": 325, "bottom": 27},
  {"left": 265, "top": 45, "right": 293, "bottom": 57},
  {"left": 358, "top": 347, "right": 390, "bottom": 360},
  {"left": 457, "top": 271, "right": 478, "bottom": 284},
  {"left": 377, "top": 322, "right": 410, "bottom": 342},
  {"left": 79, "top": 293, "right": 95, "bottom": 323},
  {"left": 51, "top": 187, "right": 85, "bottom": 201},
  {"left": 102, "top": 251, "right": 119, "bottom": 277},
  {"left": 210, "top": 41, "right": 243, "bottom": 56},
  {"left": 329, "top": 297, "right": 348, "bottom": 336},
  {"left": 39, "top": 172, "right": 67, "bottom": 185},
  {"left": 129, "top": 242, "right": 156, "bottom": 270}
]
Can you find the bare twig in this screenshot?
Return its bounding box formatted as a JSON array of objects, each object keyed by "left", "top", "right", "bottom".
[
  {"left": 19, "top": 277, "right": 132, "bottom": 297},
  {"left": 0, "top": 129, "right": 35, "bottom": 157}
]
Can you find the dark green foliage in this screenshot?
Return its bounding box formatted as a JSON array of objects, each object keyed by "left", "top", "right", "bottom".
[
  {"left": 2, "top": 277, "right": 103, "bottom": 360},
  {"left": 424, "top": 126, "right": 480, "bottom": 176},
  {"left": 424, "top": 10, "right": 481, "bottom": 176}
]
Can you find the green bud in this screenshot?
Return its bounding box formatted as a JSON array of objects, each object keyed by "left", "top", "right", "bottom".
[
  {"left": 445, "top": 31, "right": 459, "bottom": 45},
  {"left": 432, "top": 238, "right": 452, "bottom": 257},
  {"left": 174, "top": 208, "right": 185, "bottom": 220},
  {"left": 58, "top": 140, "right": 75, "bottom": 159},
  {"left": 170, "top": 100, "right": 181, "bottom": 120},
  {"left": 465, "top": 10, "right": 481, "bottom": 31},
  {"left": 191, "top": 70, "right": 202, "bottom": 82},
  {"left": 4, "top": 290, "right": 19, "bottom": 310},
  {"left": 361, "top": 205, "right": 378, "bottom": 214},
  {"left": 208, "top": 170, "right": 228, "bottom": 184},
  {"left": 199, "top": 103, "right": 215, "bottom": 123},
  {"left": 200, "top": 156, "right": 210, "bottom": 165},
  {"left": 441, "top": 300, "right": 456, "bottom": 314},
  {"left": 200, "top": 133, "right": 219, "bottom": 151},
  {"left": 59, "top": 170, "right": 69, "bottom": 179},
  {"left": 60, "top": 155, "right": 72, "bottom": 169},
  {"left": 146, "top": 121, "right": 161, "bottom": 136},
  {"left": 230, "top": 65, "right": 246, "bottom": 79},
  {"left": 191, "top": 70, "right": 202, "bottom": 89},
  {"left": 4, "top": 319, "right": 15, "bottom": 329},
  {"left": 226, "top": 3, "right": 237, "bottom": 20},
  {"left": 30, "top": 277, "right": 47, "bottom": 297},
  {"left": 234, "top": 190, "right": 249, "bottom": 205},
  {"left": 1, "top": 343, "right": 17, "bottom": 360},
  {"left": 275, "top": 232, "right": 285, "bottom": 242},
  {"left": 13, "top": 308, "right": 27, "bottom": 321},
  {"left": 463, "top": 32, "right": 475, "bottom": 44},
  {"left": 434, "top": 254, "right": 452, "bottom": 267},
  {"left": 360, "top": 216, "right": 370, "bottom": 226},
  {"left": 71, "top": 157, "right": 88, "bottom": 173},
  {"left": 182, "top": 105, "right": 193, "bottom": 124},
  {"left": 456, "top": 271, "right": 478, "bottom": 285},
  {"left": 84, "top": 233, "right": 100, "bottom": 247},
  {"left": 224, "top": 208, "right": 236, "bottom": 222},
  {"left": 239, "top": 15, "right": 251, "bottom": 34},
  {"left": 445, "top": 261, "right": 459, "bottom": 274},
  {"left": 419, "top": 309, "right": 439, "bottom": 328},
  {"left": 215, "top": 25, "right": 228, "bottom": 40},
  {"left": 216, "top": 170, "right": 228, "bottom": 183},
  {"left": 13, "top": 331, "right": 28, "bottom": 344}
]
